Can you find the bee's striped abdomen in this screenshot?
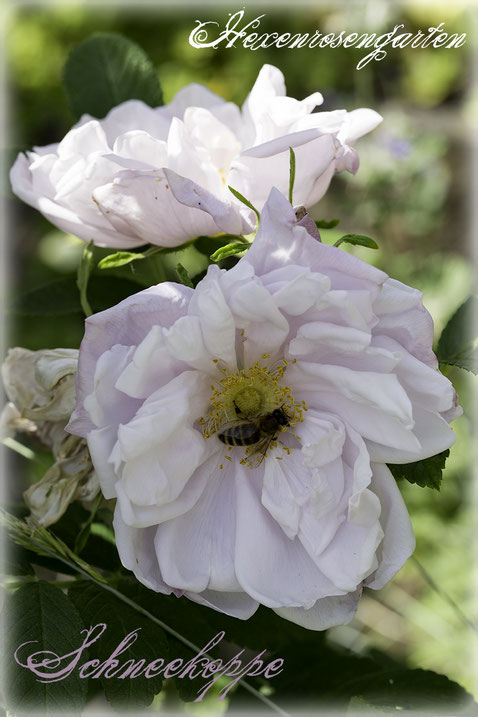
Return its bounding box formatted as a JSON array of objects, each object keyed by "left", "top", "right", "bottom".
[{"left": 218, "top": 422, "right": 261, "bottom": 446}]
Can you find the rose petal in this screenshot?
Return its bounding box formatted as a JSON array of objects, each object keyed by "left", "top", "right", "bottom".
[
  {"left": 235, "top": 465, "right": 346, "bottom": 607},
  {"left": 273, "top": 589, "right": 361, "bottom": 630},
  {"left": 67, "top": 282, "right": 192, "bottom": 437},
  {"left": 113, "top": 509, "right": 172, "bottom": 593},
  {"left": 365, "top": 463, "right": 415, "bottom": 589},
  {"left": 155, "top": 460, "right": 240, "bottom": 592}
]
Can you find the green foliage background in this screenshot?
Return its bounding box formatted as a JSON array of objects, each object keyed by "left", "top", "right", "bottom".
[{"left": 3, "top": 0, "right": 477, "bottom": 711}]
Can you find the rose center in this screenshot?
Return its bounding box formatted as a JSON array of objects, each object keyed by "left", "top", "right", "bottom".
[
  {"left": 233, "top": 386, "right": 262, "bottom": 417},
  {"left": 200, "top": 360, "right": 305, "bottom": 444}
]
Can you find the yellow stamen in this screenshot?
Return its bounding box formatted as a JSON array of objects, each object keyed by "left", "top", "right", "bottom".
[{"left": 198, "top": 359, "right": 306, "bottom": 468}]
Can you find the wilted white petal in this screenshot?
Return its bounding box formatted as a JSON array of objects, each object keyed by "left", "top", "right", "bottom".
[
  {"left": 24, "top": 434, "right": 99, "bottom": 527},
  {"left": 2, "top": 347, "right": 78, "bottom": 423}
]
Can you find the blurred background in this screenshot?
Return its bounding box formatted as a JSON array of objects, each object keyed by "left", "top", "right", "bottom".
[{"left": 3, "top": 0, "right": 477, "bottom": 706}]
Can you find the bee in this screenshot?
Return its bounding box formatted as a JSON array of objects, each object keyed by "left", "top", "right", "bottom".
[{"left": 218, "top": 407, "right": 290, "bottom": 465}]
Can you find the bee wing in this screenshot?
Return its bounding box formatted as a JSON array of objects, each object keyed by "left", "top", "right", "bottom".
[{"left": 244, "top": 434, "right": 276, "bottom": 468}]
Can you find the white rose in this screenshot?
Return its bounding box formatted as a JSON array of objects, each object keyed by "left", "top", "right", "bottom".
[
  {"left": 66, "top": 190, "right": 460, "bottom": 629},
  {"left": 10, "top": 65, "right": 381, "bottom": 249}
]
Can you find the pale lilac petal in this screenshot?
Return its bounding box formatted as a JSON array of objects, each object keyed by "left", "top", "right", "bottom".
[
  {"left": 113, "top": 509, "right": 172, "bottom": 593},
  {"left": 291, "top": 361, "right": 415, "bottom": 431},
  {"left": 10, "top": 154, "right": 142, "bottom": 248},
  {"left": 67, "top": 283, "right": 192, "bottom": 437},
  {"left": 115, "top": 325, "right": 183, "bottom": 399},
  {"left": 273, "top": 589, "right": 361, "bottom": 630},
  {"left": 337, "top": 108, "right": 383, "bottom": 144},
  {"left": 373, "top": 278, "right": 437, "bottom": 367},
  {"left": 312, "top": 487, "right": 383, "bottom": 591},
  {"left": 365, "top": 464, "right": 415, "bottom": 589},
  {"left": 261, "top": 449, "right": 309, "bottom": 540},
  {"left": 163, "top": 168, "right": 251, "bottom": 236},
  {"left": 288, "top": 322, "right": 372, "bottom": 358},
  {"left": 185, "top": 590, "right": 259, "bottom": 619},
  {"left": 261, "top": 265, "right": 330, "bottom": 316},
  {"left": 56, "top": 120, "right": 109, "bottom": 157},
  {"left": 98, "top": 100, "right": 171, "bottom": 142},
  {"left": 189, "top": 266, "right": 238, "bottom": 368},
  {"left": 246, "top": 188, "right": 387, "bottom": 289},
  {"left": 83, "top": 345, "right": 140, "bottom": 429},
  {"left": 235, "top": 465, "right": 346, "bottom": 607},
  {"left": 228, "top": 131, "right": 337, "bottom": 209},
  {"left": 93, "top": 168, "right": 222, "bottom": 247},
  {"left": 116, "top": 450, "right": 219, "bottom": 529},
  {"left": 223, "top": 267, "right": 290, "bottom": 361},
  {"left": 373, "top": 335, "right": 455, "bottom": 413},
  {"left": 155, "top": 461, "right": 240, "bottom": 592},
  {"left": 112, "top": 130, "right": 168, "bottom": 167},
  {"left": 183, "top": 106, "right": 241, "bottom": 168},
  {"left": 165, "top": 83, "right": 229, "bottom": 118},
  {"left": 117, "top": 372, "right": 207, "bottom": 457},
  {"left": 366, "top": 406, "right": 456, "bottom": 464}
]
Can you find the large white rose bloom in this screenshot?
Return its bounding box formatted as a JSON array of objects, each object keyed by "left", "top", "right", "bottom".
[
  {"left": 66, "top": 190, "right": 460, "bottom": 629},
  {"left": 10, "top": 65, "right": 381, "bottom": 249}
]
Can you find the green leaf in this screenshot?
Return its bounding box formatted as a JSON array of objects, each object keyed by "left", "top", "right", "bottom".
[
  {"left": 63, "top": 32, "right": 163, "bottom": 119},
  {"left": 9, "top": 275, "right": 143, "bottom": 316},
  {"left": 195, "top": 234, "right": 244, "bottom": 257},
  {"left": 315, "top": 218, "right": 340, "bottom": 229},
  {"left": 228, "top": 185, "right": 260, "bottom": 225},
  {"left": 334, "top": 234, "right": 379, "bottom": 249},
  {"left": 10, "top": 277, "right": 83, "bottom": 316},
  {"left": 210, "top": 242, "right": 251, "bottom": 262},
  {"left": 97, "top": 245, "right": 168, "bottom": 270},
  {"left": 97, "top": 251, "right": 146, "bottom": 269},
  {"left": 175, "top": 263, "right": 194, "bottom": 288},
  {"left": 68, "top": 582, "right": 168, "bottom": 710},
  {"left": 288, "top": 146, "right": 296, "bottom": 204},
  {"left": 86, "top": 275, "right": 144, "bottom": 312},
  {"left": 194, "top": 236, "right": 224, "bottom": 257},
  {"left": 437, "top": 295, "right": 478, "bottom": 374},
  {"left": 76, "top": 240, "right": 94, "bottom": 316},
  {"left": 347, "top": 695, "right": 388, "bottom": 713},
  {"left": 272, "top": 642, "right": 474, "bottom": 712},
  {"left": 116, "top": 581, "right": 222, "bottom": 703},
  {"left": 3, "top": 582, "right": 88, "bottom": 716},
  {"left": 388, "top": 449, "right": 449, "bottom": 490},
  {"left": 339, "top": 667, "right": 475, "bottom": 713}
]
